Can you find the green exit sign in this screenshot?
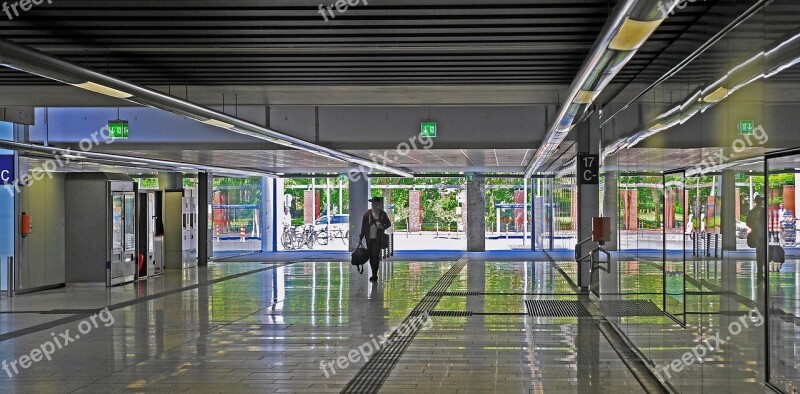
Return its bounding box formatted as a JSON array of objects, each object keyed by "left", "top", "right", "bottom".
[
  {"left": 108, "top": 120, "right": 129, "bottom": 139},
  {"left": 738, "top": 119, "right": 755, "bottom": 135},
  {"left": 421, "top": 121, "right": 437, "bottom": 138}
]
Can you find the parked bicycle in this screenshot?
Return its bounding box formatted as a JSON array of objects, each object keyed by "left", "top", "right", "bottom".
[
  {"left": 317, "top": 227, "right": 349, "bottom": 245},
  {"left": 282, "top": 225, "right": 317, "bottom": 250}
]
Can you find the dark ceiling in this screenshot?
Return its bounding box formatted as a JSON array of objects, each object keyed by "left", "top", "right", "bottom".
[{"left": 0, "top": 0, "right": 717, "bottom": 86}]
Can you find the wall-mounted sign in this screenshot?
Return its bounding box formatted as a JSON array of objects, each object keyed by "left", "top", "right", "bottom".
[
  {"left": 738, "top": 119, "right": 755, "bottom": 135},
  {"left": 0, "top": 155, "right": 14, "bottom": 185},
  {"left": 578, "top": 153, "right": 599, "bottom": 185},
  {"left": 421, "top": 121, "right": 437, "bottom": 138},
  {"left": 108, "top": 120, "right": 129, "bottom": 139}
]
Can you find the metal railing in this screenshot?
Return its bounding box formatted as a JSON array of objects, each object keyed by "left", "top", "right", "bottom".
[
  {"left": 5, "top": 256, "right": 14, "bottom": 298},
  {"left": 690, "top": 232, "right": 720, "bottom": 257}
]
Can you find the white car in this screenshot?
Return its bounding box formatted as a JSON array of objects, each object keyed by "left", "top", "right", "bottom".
[{"left": 314, "top": 214, "right": 350, "bottom": 234}]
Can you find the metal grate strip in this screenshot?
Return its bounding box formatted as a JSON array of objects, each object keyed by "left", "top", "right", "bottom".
[
  {"left": 525, "top": 300, "right": 592, "bottom": 317},
  {"left": 428, "top": 291, "right": 481, "bottom": 297},
  {"left": 428, "top": 310, "right": 473, "bottom": 317},
  {"left": 40, "top": 309, "right": 102, "bottom": 315},
  {"left": 598, "top": 300, "right": 664, "bottom": 317},
  {"left": 341, "top": 257, "right": 469, "bottom": 394}
]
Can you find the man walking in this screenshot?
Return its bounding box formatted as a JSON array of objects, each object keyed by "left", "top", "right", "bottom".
[{"left": 360, "top": 197, "right": 392, "bottom": 282}]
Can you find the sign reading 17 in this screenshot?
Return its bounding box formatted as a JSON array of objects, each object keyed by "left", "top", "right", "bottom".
[{"left": 578, "top": 153, "right": 599, "bottom": 185}]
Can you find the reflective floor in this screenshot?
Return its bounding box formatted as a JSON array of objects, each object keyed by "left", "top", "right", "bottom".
[{"left": 0, "top": 255, "right": 795, "bottom": 393}]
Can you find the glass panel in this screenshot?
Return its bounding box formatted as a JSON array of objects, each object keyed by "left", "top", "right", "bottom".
[
  {"left": 767, "top": 154, "right": 800, "bottom": 391},
  {"left": 124, "top": 194, "right": 136, "bottom": 252},
  {"left": 112, "top": 194, "right": 124, "bottom": 251},
  {"left": 148, "top": 193, "right": 155, "bottom": 253},
  {"left": 664, "top": 173, "right": 686, "bottom": 324},
  {"left": 214, "top": 177, "right": 264, "bottom": 255},
  {"left": 0, "top": 121, "right": 15, "bottom": 292}
]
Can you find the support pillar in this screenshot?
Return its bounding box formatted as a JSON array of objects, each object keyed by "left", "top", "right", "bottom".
[
  {"left": 721, "top": 170, "right": 737, "bottom": 251},
  {"left": 348, "top": 172, "right": 370, "bottom": 251},
  {"left": 158, "top": 172, "right": 182, "bottom": 190},
  {"left": 466, "top": 174, "right": 486, "bottom": 252},
  {"left": 602, "top": 154, "right": 619, "bottom": 251},
  {"left": 198, "top": 172, "right": 212, "bottom": 265},
  {"left": 577, "top": 109, "right": 600, "bottom": 291},
  {"left": 261, "top": 177, "right": 275, "bottom": 253}
]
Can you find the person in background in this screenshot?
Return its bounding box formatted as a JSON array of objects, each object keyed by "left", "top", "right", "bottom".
[
  {"left": 359, "top": 197, "right": 392, "bottom": 282},
  {"left": 746, "top": 194, "right": 766, "bottom": 273}
]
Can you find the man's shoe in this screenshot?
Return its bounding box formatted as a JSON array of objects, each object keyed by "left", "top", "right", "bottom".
[{"left": 369, "top": 276, "right": 378, "bottom": 282}]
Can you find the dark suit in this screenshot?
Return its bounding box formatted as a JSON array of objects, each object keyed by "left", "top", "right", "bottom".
[{"left": 359, "top": 209, "right": 392, "bottom": 277}]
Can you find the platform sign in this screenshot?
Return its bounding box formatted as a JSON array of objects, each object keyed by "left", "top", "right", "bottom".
[
  {"left": 421, "top": 121, "right": 437, "bottom": 138},
  {"left": 0, "top": 155, "right": 14, "bottom": 185},
  {"left": 108, "top": 120, "right": 129, "bottom": 139},
  {"left": 738, "top": 119, "right": 755, "bottom": 135},
  {"left": 578, "top": 153, "right": 599, "bottom": 185}
]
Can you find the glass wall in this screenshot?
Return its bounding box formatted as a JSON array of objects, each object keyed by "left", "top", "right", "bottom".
[
  {"left": 592, "top": 1, "right": 799, "bottom": 391},
  {"left": 767, "top": 153, "right": 800, "bottom": 391},
  {"left": 0, "top": 121, "right": 14, "bottom": 292},
  {"left": 213, "top": 177, "right": 263, "bottom": 255}
]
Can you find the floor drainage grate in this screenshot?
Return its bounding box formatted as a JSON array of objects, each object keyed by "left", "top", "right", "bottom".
[
  {"left": 342, "top": 257, "right": 469, "bottom": 394},
  {"left": 525, "top": 300, "right": 592, "bottom": 317},
  {"left": 428, "top": 291, "right": 481, "bottom": 297},
  {"left": 40, "top": 309, "right": 102, "bottom": 315},
  {"left": 427, "top": 310, "right": 474, "bottom": 317},
  {"left": 599, "top": 300, "right": 664, "bottom": 317}
]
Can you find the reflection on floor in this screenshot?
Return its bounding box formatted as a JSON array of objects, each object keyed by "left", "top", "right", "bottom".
[{"left": 0, "top": 254, "right": 794, "bottom": 392}]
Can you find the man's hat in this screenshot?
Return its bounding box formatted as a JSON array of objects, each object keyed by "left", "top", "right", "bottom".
[
  {"left": 753, "top": 193, "right": 764, "bottom": 201},
  {"left": 369, "top": 196, "right": 383, "bottom": 203}
]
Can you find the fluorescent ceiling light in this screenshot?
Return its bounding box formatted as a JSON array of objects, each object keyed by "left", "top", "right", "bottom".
[
  {"left": 70, "top": 82, "right": 133, "bottom": 99},
  {"left": 702, "top": 86, "right": 728, "bottom": 103},
  {"left": 608, "top": 18, "right": 663, "bottom": 51},
  {"left": 574, "top": 90, "right": 596, "bottom": 104},
  {"left": 202, "top": 119, "right": 235, "bottom": 129}
]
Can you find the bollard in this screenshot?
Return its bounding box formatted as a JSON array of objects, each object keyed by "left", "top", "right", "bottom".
[{"left": 6, "top": 256, "right": 14, "bottom": 297}]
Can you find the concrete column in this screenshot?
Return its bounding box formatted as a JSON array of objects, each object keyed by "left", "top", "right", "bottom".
[
  {"left": 348, "top": 172, "right": 370, "bottom": 251},
  {"left": 158, "top": 172, "right": 182, "bottom": 190},
  {"left": 409, "top": 190, "right": 422, "bottom": 232},
  {"left": 796, "top": 174, "right": 800, "bottom": 220},
  {"left": 197, "top": 172, "right": 213, "bottom": 265},
  {"left": 721, "top": 170, "right": 737, "bottom": 251},
  {"left": 577, "top": 109, "right": 600, "bottom": 291},
  {"left": 261, "top": 177, "right": 275, "bottom": 253},
  {"left": 602, "top": 154, "right": 619, "bottom": 251},
  {"left": 466, "top": 174, "right": 486, "bottom": 252}
]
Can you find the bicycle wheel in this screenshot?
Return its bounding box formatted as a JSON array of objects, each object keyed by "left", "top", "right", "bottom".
[
  {"left": 317, "top": 231, "right": 329, "bottom": 245},
  {"left": 306, "top": 231, "right": 316, "bottom": 249},
  {"left": 281, "top": 231, "right": 294, "bottom": 250}
]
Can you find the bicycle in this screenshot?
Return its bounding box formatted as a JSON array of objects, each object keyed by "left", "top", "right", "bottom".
[
  {"left": 317, "top": 227, "right": 349, "bottom": 245},
  {"left": 282, "top": 225, "right": 316, "bottom": 250}
]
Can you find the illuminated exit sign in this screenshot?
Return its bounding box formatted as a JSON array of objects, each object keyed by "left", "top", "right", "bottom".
[
  {"left": 738, "top": 119, "right": 755, "bottom": 135},
  {"left": 108, "top": 120, "right": 129, "bottom": 139},
  {"left": 421, "top": 121, "right": 437, "bottom": 138}
]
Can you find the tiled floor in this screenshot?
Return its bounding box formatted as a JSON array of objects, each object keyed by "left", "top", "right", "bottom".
[{"left": 0, "top": 255, "right": 794, "bottom": 393}]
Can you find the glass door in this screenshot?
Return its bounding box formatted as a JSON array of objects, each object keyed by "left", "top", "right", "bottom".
[
  {"left": 112, "top": 193, "right": 124, "bottom": 255},
  {"left": 124, "top": 193, "right": 136, "bottom": 261}
]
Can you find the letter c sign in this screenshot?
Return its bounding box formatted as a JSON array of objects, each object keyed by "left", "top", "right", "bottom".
[{"left": 0, "top": 155, "right": 15, "bottom": 186}]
